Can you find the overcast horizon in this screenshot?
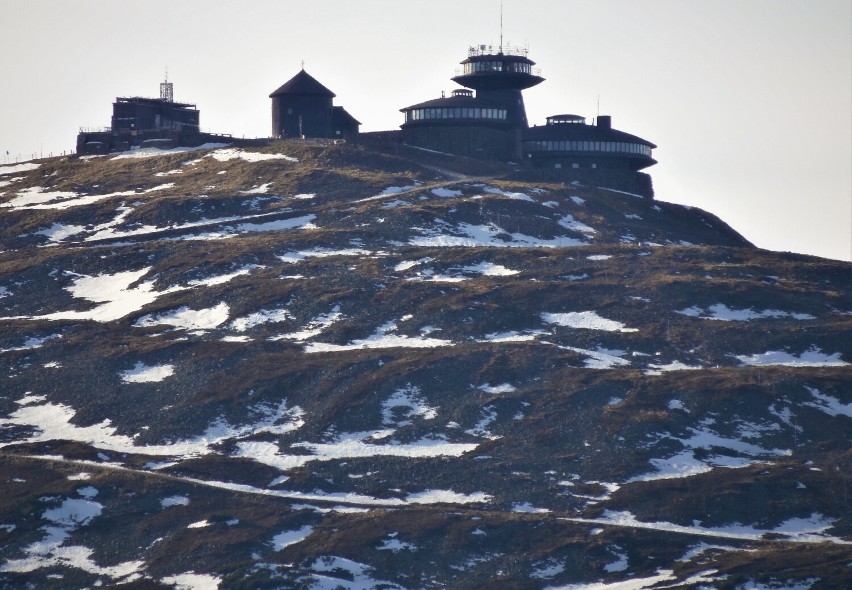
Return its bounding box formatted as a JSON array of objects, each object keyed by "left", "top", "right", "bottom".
[{"left": 2, "top": 0, "right": 850, "bottom": 261}]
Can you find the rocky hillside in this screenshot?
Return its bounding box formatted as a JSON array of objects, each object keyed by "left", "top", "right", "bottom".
[{"left": 0, "top": 142, "right": 849, "bottom": 589}]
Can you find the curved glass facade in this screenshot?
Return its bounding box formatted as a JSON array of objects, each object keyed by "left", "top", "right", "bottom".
[
  {"left": 406, "top": 107, "right": 508, "bottom": 122},
  {"left": 523, "top": 140, "right": 653, "bottom": 157},
  {"left": 463, "top": 61, "right": 532, "bottom": 75}
]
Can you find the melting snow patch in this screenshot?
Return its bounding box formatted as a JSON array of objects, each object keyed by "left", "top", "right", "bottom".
[
  {"left": 44, "top": 498, "right": 102, "bottom": 526},
  {"left": 432, "top": 187, "right": 463, "bottom": 198},
  {"left": 271, "top": 525, "right": 313, "bottom": 550},
  {"left": 358, "top": 185, "right": 419, "bottom": 202},
  {"left": 308, "top": 556, "right": 397, "bottom": 590},
  {"left": 0, "top": 162, "right": 41, "bottom": 175},
  {"left": 378, "top": 537, "right": 417, "bottom": 552},
  {"left": 0, "top": 333, "right": 62, "bottom": 353},
  {"left": 238, "top": 182, "right": 273, "bottom": 194},
  {"left": 586, "top": 254, "right": 611, "bottom": 261},
  {"left": 382, "top": 385, "right": 437, "bottom": 426},
  {"left": 120, "top": 362, "right": 175, "bottom": 383},
  {"left": 161, "top": 495, "right": 190, "bottom": 508},
  {"left": 580, "top": 510, "right": 843, "bottom": 544},
  {"left": 135, "top": 302, "right": 230, "bottom": 331},
  {"left": 410, "top": 221, "right": 586, "bottom": 248},
  {"left": 31, "top": 268, "right": 161, "bottom": 323},
  {"left": 160, "top": 572, "right": 222, "bottom": 590},
  {"left": 463, "top": 261, "right": 519, "bottom": 276},
  {"left": 0, "top": 496, "right": 144, "bottom": 581},
  {"left": 736, "top": 348, "right": 848, "bottom": 367},
  {"left": 208, "top": 148, "right": 297, "bottom": 162},
  {"left": 480, "top": 185, "right": 535, "bottom": 201},
  {"left": 803, "top": 386, "right": 851, "bottom": 417},
  {"left": 405, "top": 489, "right": 491, "bottom": 504},
  {"left": 644, "top": 361, "right": 702, "bottom": 375},
  {"left": 279, "top": 247, "right": 371, "bottom": 262},
  {"left": 230, "top": 308, "right": 291, "bottom": 332},
  {"left": 677, "top": 304, "right": 815, "bottom": 321},
  {"left": 512, "top": 502, "right": 550, "bottom": 513},
  {"left": 543, "top": 311, "right": 638, "bottom": 333},
  {"left": 545, "top": 570, "right": 676, "bottom": 589},
  {"left": 478, "top": 383, "right": 516, "bottom": 394},
  {"left": 551, "top": 344, "right": 630, "bottom": 369},
  {"left": 36, "top": 223, "right": 86, "bottom": 242},
  {"left": 305, "top": 318, "right": 453, "bottom": 353},
  {"left": 532, "top": 560, "right": 566, "bottom": 579},
  {"left": 629, "top": 450, "right": 714, "bottom": 482},
  {"left": 110, "top": 143, "right": 229, "bottom": 159},
  {"left": 394, "top": 258, "right": 431, "bottom": 271},
  {"left": 269, "top": 306, "right": 342, "bottom": 342},
  {"left": 0, "top": 395, "right": 303, "bottom": 459},
  {"left": 603, "top": 546, "right": 628, "bottom": 573},
  {"left": 558, "top": 214, "right": 596, "bottom": 235},
  {"left": 236, "top": 431, "right": 478, "bottom": 471},
  {"left": 187, "top": 265, "right": 260, "bottom": 287},
  {"left": 479, "top": 330, "right": 541, "bottom": 343}
]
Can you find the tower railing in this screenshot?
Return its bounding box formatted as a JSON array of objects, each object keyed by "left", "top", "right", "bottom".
[
  {"left": 454, "top": 67, "right": 542, "bottom": 77},
  {"left": 467, "top": 44, "right": 529, "bottom": 58}
]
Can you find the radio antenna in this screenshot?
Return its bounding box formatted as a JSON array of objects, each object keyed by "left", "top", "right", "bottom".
[{"left": 500, "top": 1, "right": 504, "bottom": 53}]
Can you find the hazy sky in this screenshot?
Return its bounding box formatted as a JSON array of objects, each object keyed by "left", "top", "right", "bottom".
[{"left": 2, "top": 0, "right": 850, "bottom": 261}]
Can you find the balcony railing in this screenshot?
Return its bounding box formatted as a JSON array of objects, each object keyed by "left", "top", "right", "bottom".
[{"left": 468, "top": 44, "right": 529, "bottom": 57}]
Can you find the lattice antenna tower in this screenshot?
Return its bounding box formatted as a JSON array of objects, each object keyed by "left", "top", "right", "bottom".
[
  {"left": 499, "top": 1, "right": 503, "bottom": 53},
  {"left": 160, "top": 68, "right": 174, "bottom": 102}
]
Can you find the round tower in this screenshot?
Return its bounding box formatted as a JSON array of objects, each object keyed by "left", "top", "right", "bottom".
[{"left": 451, "top": 45, "right": 544, "bottom": 128}]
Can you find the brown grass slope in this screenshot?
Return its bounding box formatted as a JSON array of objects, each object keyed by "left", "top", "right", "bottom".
[{"left": 0, "top": 142, "right": 849, "bottom": 589}]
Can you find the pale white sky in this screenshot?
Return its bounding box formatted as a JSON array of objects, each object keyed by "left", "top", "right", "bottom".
[{"left": 2, "top": 0, "right": 850, "bottom": 261}]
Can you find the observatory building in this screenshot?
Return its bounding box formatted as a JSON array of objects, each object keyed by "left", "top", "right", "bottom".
[
  {"left": 77, "top": 78, "right": 205, "bottom": 154},
  {"left": 400, "top": 45, "right": 543, "bottom": 160},
  {"left": 400, "top": 43, "right": 657, "bottom": 196},
  {"left": 270, "top": 69, "right": 360, "bottom": 140}
]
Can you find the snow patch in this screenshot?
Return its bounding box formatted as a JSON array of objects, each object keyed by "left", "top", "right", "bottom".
[
  {"left": 208, "top": 148, "right": 297, "bottom": 163},
  {"left": 736, "top": 348, "right": 848, "bottom": 367},
  {"left": 677, "top": 304, "right": 815, "bottom": 321},
  {"left": 543, "top": 311, "right": 638, "bottom": 333},
  {"left": 120, "top": 362, "right": 175, "bottom": 383},
  {"left": 271, "top": 525, "right": 313, "bottom": 550},
  {"left": 382, "top": 385, "right": 437, "bottom": 426},
  {"left": 0, "top": 162, "right": 41, "bottom": 175},
  {"left": 135, "top": 302, "right": 230, "bottom": 331}
]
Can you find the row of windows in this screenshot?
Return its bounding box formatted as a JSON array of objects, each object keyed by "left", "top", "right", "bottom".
[
  {"left": 406, "top": 107, "right": 508, "bottom": 122},
  {"left": 462, "top": 61, "right": 531, "bottom": 74},
  {"left": 523, "top": 140, "right": 652, "bottom": 156}
]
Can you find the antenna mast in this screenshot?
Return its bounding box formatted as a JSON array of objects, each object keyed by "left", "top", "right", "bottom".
[
  {"left": 499, "top": 1, "right": 504, "bottom": 53},
  {"left": 160, "top": 68, "right": 173, "bottom": 102}
]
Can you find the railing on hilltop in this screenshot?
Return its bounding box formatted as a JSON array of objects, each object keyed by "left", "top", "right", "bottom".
[{"left": 79, "top": 126, "right": 112, "bottom": 134}]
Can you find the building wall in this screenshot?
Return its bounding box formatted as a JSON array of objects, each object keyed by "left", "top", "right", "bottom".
[
  {"left": 402, "top": 126, "right": 520, "bottom": 160},
  {"left": 272, "top": 95, "right": 334, "bottom": 139},
  {"left": 111, "top": 101, "right": 199, "bottom": 133}
]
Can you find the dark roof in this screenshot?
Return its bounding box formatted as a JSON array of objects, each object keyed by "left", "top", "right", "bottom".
[
  {"left": 333, "top": 106, "right": 361, "bottom": 127},
  {"left": 270, "top": 70, "right": 336, "bottom": 98},
  {"left": 401, "top": 94, "right": 503, "bottom": 112},
  {"left": 524, "top": 121, "right": 656, "bottom": 148}
]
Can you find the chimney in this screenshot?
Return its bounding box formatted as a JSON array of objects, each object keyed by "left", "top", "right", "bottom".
[{"left": 597, "top": 115, "right": 612, "bottom": 129}]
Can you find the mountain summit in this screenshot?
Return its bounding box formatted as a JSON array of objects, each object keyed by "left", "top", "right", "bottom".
[{"left": 0, "top": 142, "right": 849, "bottom": 589}]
